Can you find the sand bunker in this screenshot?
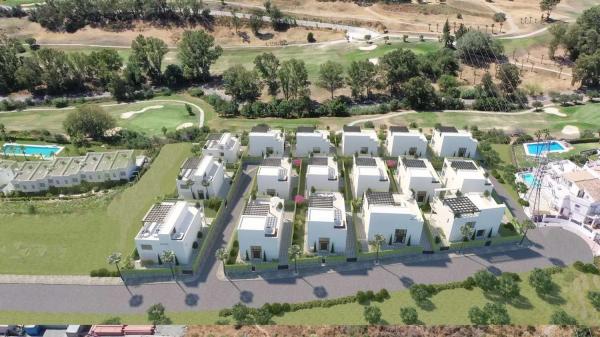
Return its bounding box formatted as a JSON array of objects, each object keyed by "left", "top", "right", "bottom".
[
  {"left": 544, "top": 107, "right": 566, "bottom": 117},
  {"left": 359, "top": 44, "right": 377, "bottom": 51},
  {"left": 176, "top": 122, "right": 194, "bottom": 130},
  {"left": 120, "top": 105, "right": 164, "bottom": 119},
  {"left": 368, "top": 58, "right": 379, "bottom": 65},
  {"left": 561, "top": 125, "right": 580, "bottom": 138}
]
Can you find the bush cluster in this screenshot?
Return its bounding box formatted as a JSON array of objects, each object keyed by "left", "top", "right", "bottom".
[
  {"left": 90, "top": 268, "right": 120, "bottom": 277},
  {"left": 574, "top": 261, "right": 600, "bottom": 275}
]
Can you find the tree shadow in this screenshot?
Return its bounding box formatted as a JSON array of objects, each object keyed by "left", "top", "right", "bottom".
[
  {"left": 129, "top": 294, "right": 143, "bottom": 307},
  {"left": 416, "top": 300, "right": 436, "bottom": 312},
  {"left": 537, "top": 283, "right": 566, "bottom": 305},
  {"left": 256, "top": 32, "right": 274, "bottom": 41},
  {"left": 185, "top": 293, "right": 199, "bottom": 307},
  {"left": 313, "top": 286, "right": 328, "bottom": 298},
  {"left": 508, "top": 295, "right": 533, "bottom": 310},
  {"left": 240, "top": 290, "right": 254, "bottom": 303},
  {"left": 400, "top": 276, "right": 415, "bottom": 288}
]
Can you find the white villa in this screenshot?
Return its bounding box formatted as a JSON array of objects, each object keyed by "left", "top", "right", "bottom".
[
  {"left": 386, "top": 126, "right": 428, "bottom": 157},
  {"left": 176, "top": 155, "right": 225, "bottom": 200},
  {"left": 341, "top": 126, "right": 379, "bottom": 156},
  {"left": 441, "top": 158, "right": 493, "bottom": 194},
  {"left": 257, "top": 157, "right": 292, "bottom": 198},
  {"left": 0, "top": 150, "right": 136, "bottom": 194},
  {"left": 306, "top": 192, "right": 347, "bottom": 254},
  {"left": 352, "top": 157, "right": 390, "bottom": 198},
  {"left": 248, "top": 125, "right": 285, "bottom": 157},
  {"left": 305, "top": 157, "right": 339, "bottom": 195},
  {"left": 430, "top": 126, "right": 478, "bottom": 158},
  {"left": 430, "top": 192, "right": 506, "bottom": 242},
  {"left": 362, "top": 191, "right": 424, "bottom": 246},
  {"left": 237, "top": 197, "right": 285, "bottom": 262},
  {"left": 396, "top": 157, "right": 441, "bottom": 204},
  {"left": 135, "top": 201, "right": 207, "bottom": 265},
  {"left": 202, "top": 133, "right": 240, "bottom": 163},
  {"left": 295, "top": 126, "right": 332, "bottom": 157}
]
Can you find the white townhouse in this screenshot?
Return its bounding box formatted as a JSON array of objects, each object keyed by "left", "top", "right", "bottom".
[
  {"left": 295, "top": 126, "right": 332, "bottom": 157},
  {"left": 396, "top": 157, "right": 441, "bottom": 204},
  {"left": 202, "top": 133, "right": 240, "bottom": 163},
  {"left": 7, "top": 150, "right": 136, "bottom": 193},
  {"left": 237, "top": 197, "right": 285, "bottom": 262},
  {"left": 135, "top": 201, "right": 207, "bottom": 265},
  {"left": 430, "top": 192, "right": 506, "bottom": 242},
  {"left": 430, "top": 125, "right": 478, "bottom": 158},
  {"left": 176, "top": 155, "right": 225, "bottom": 200},
  {"left": 341, "top": 126, "right": 379, "bottom": 156},
  {"left": 306, "top": 192, "right": 347, "bottom": 254},
  {"left": 441, "top": 158, "right": 493, "bottom": 194},
  {"left": 305, "top": 156, "right": 339, "bottom": 195},
  {"left": 248, "top": 125, "right": 285, "bottom": 157},
  {"left": 257, "top": 157, "right": 292, "bottom": 198},
  {"left": 362, "top": 191, "right": 424, "bottom": 246},
  {"left": 352, "top": 157, "right": 390, "bottom": 198},
  {"left": 386, "top": 126, "right": 428, "bottom": 157},
  {"left": 0, "top": 160, "right": 17, "bottom": 192}
]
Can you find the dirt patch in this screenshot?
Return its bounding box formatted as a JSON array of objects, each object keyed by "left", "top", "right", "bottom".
[{"left": 120, "top": 105, "right": 163, "bottom": 119}]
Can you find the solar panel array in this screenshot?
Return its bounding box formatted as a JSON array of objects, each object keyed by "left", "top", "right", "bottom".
[
  {"left": 436, "top": 125, "right": 458, "bottom": 133},
  {"left": 143, "top": 203, "right": 174, "bottom": 223},
  {"left": 355, "top": 157, "right": 376, "bottom": 167},
  {"left": 207, "top": 133, "right": 223, "bottom": 141},
  {"left": 309, "top": 195, "right": 334, "bottom": 208},
  {"left": 343, "top": 125, "right": 361, "bottom": 132},
  {"left": 450, "top": 160, "right": 478, "bottom": 170},
  {"left": 402, "top": 158, "right": 426, "bottom": 168},
  {"left": 389, "top": 126, "right": 409, "bottom": 133},
  {"left": 309, "top": 157, "right": 328, "bottom": 166},
  {"left": 366, "top": 191, "right": 396, "bottom": 206},
  {"left": 444, "top": 197, "right": 480, "bottom": 215},
  {"left": 297, "top": 126, "right": 315, "bottom": 133},
  {"left": 251, "top": 125, "right": 270, "bottom": 133},
  {"left": 243, "top": 202, "right": 270, "bottom": 216},
  {"left": 181, "top": 157, "right": 202, "bottom": 170},
  {"left": 261, "top": 158, "right": 282, "bottom": 167}
]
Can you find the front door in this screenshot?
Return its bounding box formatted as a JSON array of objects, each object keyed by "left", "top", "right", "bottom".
[
  {"left": 458, "top": 147, "right": 467, "bottom": 157},
  {"left": 319, "top": 238, "right": 330, "bottom": 251},
  {"left": 394, "top": 229, "right": 407, "bottom": 244},
  {"left": 251, "top": 246, "right": 262, "bottom": 259}
]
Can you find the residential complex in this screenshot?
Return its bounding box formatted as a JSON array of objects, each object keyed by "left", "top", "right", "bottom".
[
  {"left": 305, "top": 192, "right": 347, "bottom": 254},
  {"left": 396, "top": 157, "right": 441, "bottom": 204},
  {"left": 430, "top": 126, "right": 478, "bottom": 158},
  {"left": 176, "top": 155, "right": 225, "bottom": 200},
  {"left": 440, "top": 158, "right": 493, "bottom": 194},
  {"left": 256, "top": 157, "right": 292, "bottom": 198},
  {"left": 295, "top": 127, "right": 332, "bottom": 156},
  {"left": 237, "top": 197, "right": 285, "bottom": 262},
  {"left": 341, "top": 126, "right": 379, "bottom": 156},
  {"left": 352, "top": 156, "right": 389, "bottom": 198},
  {"left": 248, "top": 125, "right": 285, "bottom": 157},
  {"left": 305, "top": 156, "right": 339, "bottom": 194},
  {"left": 202, "top": 133, "right": 240, "bottom": 163},
  {"left": 135, "top": 201, "right": 207, "bottom": 265},
  {"left": 386, "top": 126, "right": 428, "bottom": 157}
]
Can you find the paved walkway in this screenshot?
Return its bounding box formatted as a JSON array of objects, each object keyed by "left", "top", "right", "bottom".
[{"left": 489, "top": 176, "right": 528, "bottom": 222}]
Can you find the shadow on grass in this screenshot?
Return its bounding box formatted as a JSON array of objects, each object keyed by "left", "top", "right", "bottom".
[
  {"left": 537, "top": 283, "right": 566, "bottom": 305},
  {"left": 508, "top": 295, "right": 534, "bottom": 310},
  {"left": 416, "top": 299, "right": 436, "bottom": 311}
]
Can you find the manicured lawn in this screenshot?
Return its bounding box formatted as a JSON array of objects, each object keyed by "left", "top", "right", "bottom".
[
  {"left": 491, "top": 144, "right": 514, "bottom": 165},
  {"left": 0, "top": 143, "right": 192, "bottom": 275}
]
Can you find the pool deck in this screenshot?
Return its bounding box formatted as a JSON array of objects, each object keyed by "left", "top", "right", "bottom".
[
  {"left": 522, "top": 140, "right": 571, "bottom": 157},
  {"left": 1, "top": 143, "right": 64, "bottom": 159}
]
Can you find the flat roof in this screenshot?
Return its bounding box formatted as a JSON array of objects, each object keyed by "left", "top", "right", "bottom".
[
  {"left": 207, "top": 133, "right": 223, "bottom": 141},
  {"left": 297, "top": 126, "right": 316, "bottom": 133},
  {"left": 309, "top": 195, "right": 334, "bottom": 208},
  {"left": 444, "top": 196, "right": 480, "bottom": 215},
  {"left": 309, "top": 157, "right": 328, "bottom": 166},
  {"left": 261, "top": 158, "right": 283, "bottom": 167},
  {"left": 355, "top": 157, "right": 376, "bottom": 167},
  {"left": 243, "top": 203, "right": 270, "bottom": 216},
  {"left": 389, "top": 126, "right": 409, "bottom": 133},
  {"left": 402, "top": 158, "right": 426, "bottom": 169},
  {"left": 450, "top": 160, "right": 478, "bottom": 170},
  {"left": 181, "top": 157, "right": 202, "bottom": 170},
  {"left": 143, "top": 203, "right": 175, "bottom": 223},
  {"left": 251, "top": 125, "right": 270, "bottom": 133},
  {"left": 366, "top": 191, "right": 397, "bottom": 206},
  {"left": 436, "top": 125, "right": 459, "bottom": 133},
  {"left": 343, "top": 125, "right": 361, "bottom": 132}
]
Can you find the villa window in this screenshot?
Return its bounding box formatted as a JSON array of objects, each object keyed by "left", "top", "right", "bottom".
[
  {"left": 458, "top": 147, "right": 467, "bottom": 157},
  {"left": 476, "top": 229, "right": 485, "bottom": 237},
  {"left": 417, "top": 191, "right": 427, "bottom": 203},
  {"left": 266, "top": 189, "right": 276, "bottom": 196},
  {"left": 312, "top": 147, "right": 321, "bottom": 154},
  {"left": 319, "top": 238, "right": 330, "bottom": 251},
  {"left": 408, "top": 147, "right": 417, "bottom": 156},
  {"left": 360, "top": 147, "right": 368, "bottom": 154},
  {"left": 120, "top": 172, "right": 126, "bottom": 176},
  {"left": 141, "top": 244, "right": 153, "bottom": 251},
  {"left": 251, "top": 246, "right": 262, "bottom": 259},
  {"left": 394, "top": 229, "right": 407, "bottom": 244},
  {"left": 577, "top": 190, "right": 585, "bottom": 198}
]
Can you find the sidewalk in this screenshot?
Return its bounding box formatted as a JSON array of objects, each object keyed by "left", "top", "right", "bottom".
[{"left": 0, "top": 274, "right": 124, "bottom": 286}]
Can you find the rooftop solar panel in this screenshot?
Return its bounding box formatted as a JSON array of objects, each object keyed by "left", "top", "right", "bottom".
[
  {"left": 389, "top": 126, "right": 409, "bottom": 133},
  {"left": 143, "top": 203, "right": 174, "bottom": 223},
  {"left": 366, "top": 191, "right": 397, "bottom": 206},
  {"left": 181, "top": 157, "right": 202, "bottom": 170},
  {"left": 297, "top": 126, "right": 315, "bottom": 133},
  {"left": 343, "top": 125, "right": 361, "bottom": 132},
  {"left": 450, "top": 160, "right": 478, "bottom": 170},
  {"left": 251, "top": 125, "right": 270, "bottom": 133},
  {"left": 444, "top": 196, "right": 480, "bottom": 215},
  {"left": 207, "top": 133, "right": 223, "bottom": 141},
  {"left": 309, "top": 157, "right": 328, "bottom": 166},
  {"left": 243, "top": 202, "right": 270, "bottom": 216},
  {"left": 436, "top": 125, "right": 458, "bottom": 133},
  {"left": 402, "top": 158, "right": 426, "bottom": 168},
  {"left": 261, "top": 158, "right": 282, "bottom": 167},
  {"left": 355, "top": 157, "right": 376, "bottom": 167},
  {"left": 308, "top": 195, "right": 334, "bottom": 208}
]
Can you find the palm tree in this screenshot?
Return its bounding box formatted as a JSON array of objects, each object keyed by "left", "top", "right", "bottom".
[
  {"left": 519, "top": 219, "right": 535, "bottom": 245},
  {"left": 459, "top": 223, "right": 475, "bottom": 254},
  {"left": 161, "top": 250, "right": 176, "bottom": 279},
  {"left": 107, "top": 252, "right": 123, "bottom": 282},
  {"left": 288, "top": 244, "right": 302, "bottom": 275},
  {"left": 215, "top": 247, "right": 229, "bottom": 278},
  {"left": 0, "top": 123, "right": 6, "bottom": 141},
  {"left": 369, "top": 234, "right": 386, "bottom": 265}
]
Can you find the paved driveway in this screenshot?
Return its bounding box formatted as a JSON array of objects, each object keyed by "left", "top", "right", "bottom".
[{"left": 0, "top": 227, "right": 591, "bottom": 314}]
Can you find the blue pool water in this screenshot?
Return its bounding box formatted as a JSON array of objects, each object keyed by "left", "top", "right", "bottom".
[
  {"left": 2, "top": 143, "right": 63, "bottom": 159},
  {"left": 525, "top": 141, "right": 567, "bottom": 156},
  {"left": 520, "top": 172, "right": 537, "bottom": 187}
]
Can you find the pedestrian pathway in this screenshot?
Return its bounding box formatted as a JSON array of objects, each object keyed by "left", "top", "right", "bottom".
[{"left": 0, "top": 274, "right": 123, "bottom": 286}]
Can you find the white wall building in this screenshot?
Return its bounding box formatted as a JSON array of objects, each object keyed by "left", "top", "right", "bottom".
[
  {"left": 352, "top": 157, "right": 390, "bottom": 198},
  {"left": 202, "top": 133, "right": 240, "bottom": 163},
  {"left": 248, "top": 125, "right": 285, "bottom": 157},
  {"left": 6, "top": 150, "right": 136, "bottom": 194},
  {"left": 306, "top": 192, "right": 347, "bottom": 254},
  {"left": 441, "top": 158, "right": 493, "bottom": 194},
  {"left": 257, "top": 158, "right": 292, "bottom": 199},
  {"left": 341, "top": 126, "right": 379, "bottom": 156},
  {"left": 176, "top": 155, "right": 225, "bottom": 200},
  {"left": 430, "top": 126, "right": 478, "bottom": 158},
  {"left": 295, "top": 126, "right": 332, "bottom": 157},
  {"left": 135, "top": 201, "right": 207, "bottom": 265},
  {"left": 397, "top": 157, "right": 441, "bottom": 204},
  {"left": 386, "top": 126, "right": 428, "bottom": 157},
  {"left": 305, "top": 157, "right": 339, "bottom": 195},
  {"left": 362, "top": 191, "right": 424, "bottom": 246},
  {"left": 0, "top": 160, "right": 17, "bottom": 192},
  {"left": 430, "top": 192, "right": 506, "bottom": 242},
  {"left": 237, "top": 197, "right": 285, "bottom": 262}
]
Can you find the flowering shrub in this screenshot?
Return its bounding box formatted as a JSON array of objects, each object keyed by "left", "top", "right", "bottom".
[
  {"left": 386, "top": 160, "right": 397, "bottom": 169},
  {"left": 294, "top": 195, "right": 305, "bottom": 205}
]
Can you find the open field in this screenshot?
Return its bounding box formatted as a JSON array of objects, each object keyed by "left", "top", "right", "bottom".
[
  {"left": 0, "top": 266, "right": 598, "bottom": 325},
  {"left": 0, "top": 143, "right": 192, "bottom": 275}
]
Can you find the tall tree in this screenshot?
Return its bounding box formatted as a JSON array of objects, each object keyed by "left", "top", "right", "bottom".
[
  {"left": 63, "top": 104, "right": 116, "bottom": 140},
  {"left": 130, "top": 35, "right": 168, "bottom": 83},
  {"left": 317, "top": 60, "right": 345, "bottom": 99},
  {"left": 346, "top": 59, "right": 378, "bottom": 99},
  {"left": 540, "top": 0, "right": 561, "bottom": 21},
  {"left": 249, "top": 13, "right": 263, "bottom": 36},
  {"left": 572, "top": 50, "right": 600, "bottom": 87},
  {"left": 497, "top": 63, "right": 522, "bottom": 94},
  {"left": 0, "top": 34, "right": 22, "bottom": 94},
  {"left": 278, "top": 58, "right": 309, "bottom": 100},
  {"left": 379, "top": 48, "right": 420, "bottom": 96},
  {"left": 178, "top": 30, "right": 223, "bottom": 82},
  {"left": 369, "top": 233, "right": 386, "bottom": 265},
  {"left": 442, "top": 19, "right": 454, "bottom": 48},
  {"left": 254, "top": 52, "right": 280, "bottom": 96},
  {"left": 222, "top": 65, "right": 263, "bottom": 103}
]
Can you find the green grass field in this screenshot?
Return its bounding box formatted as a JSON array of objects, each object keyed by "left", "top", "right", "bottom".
[{"left": 0, "top": 143, "right": 192, "bottom": 275}]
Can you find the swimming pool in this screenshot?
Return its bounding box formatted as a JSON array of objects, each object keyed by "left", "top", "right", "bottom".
[
  {"left": 520, "top": 172, "right": 537, "bottom": 187},
  {"left": 523, "top": 141, "right": 569, "bottom": 156},
  {"left": 2, "top": 143, "right": 64, "bottom": 159}
]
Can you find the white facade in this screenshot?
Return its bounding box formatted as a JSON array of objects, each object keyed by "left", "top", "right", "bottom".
[
  {"left": 135, "top": 201, "right": 206, "bottom": 265},
  {"left": 430, "top": 126, "right": 478, "bottom": 158},
  {"left": 341, "top": 126, "right": 379, "bottom": 156},
  {"left": 202, "top": 133, "right": 240, "bottom": 163},
  {"left": 306, "top": 192, "right": 347, "bottom": 254},
  {"left": 295, "top": 127, "right": 332, "bottom": 157},
  {"left": 0, "top": 160, "right": 17, "bottom": 192},
  {"left": 441, "top": 158, "right": 493, "bottom": 194},
  {"left": 386, "top": 126, "right": 428, "bottom": 157},
  {"left": 257, "top": 158, "right": 292, "bottom": 199},
  {"left": 305, "top": 157, "right": 339, "bottom": 195},
  {"left": 237, "top": 197, "right": 285, "bottom": 262},
  {"left": 396, "top": 157, "right": 441, "bottom": 204},
  {"left": 430, "top": 192, "right": 506, "bottom": 242},
  {"left": 177, "top": 155, "right": 225, "bottom": 200},
  {"left": 352, "top": 157, "right": 390, "bottom": 198},
  {"left": 248, "top": 126, "right": 285, "bottom": 157},
  {"left": 362, "top": 191, "right": 424, "bottom": 246}
]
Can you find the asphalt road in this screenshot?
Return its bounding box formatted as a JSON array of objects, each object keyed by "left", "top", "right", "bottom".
[{"left": 0, "top": 226, "right": 591, "bottom": 314}]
